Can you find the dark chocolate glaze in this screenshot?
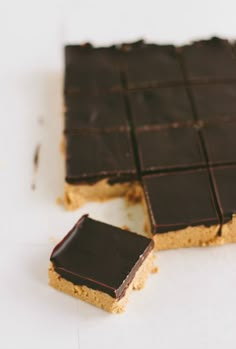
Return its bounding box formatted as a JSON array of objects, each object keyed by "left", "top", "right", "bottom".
[
  {"left": 64, "top": 92, "right": 129, "bottom": 131},
  {"left": 65, "top": 131, "right": 137, "bottom": 183},
  {"left": 122, "top": 44, "right": 184, "bottom": 88},
  {"left": 201, "top": 122, "right": 236, "bottom": 165},
  {"left": 63, "top": 39, "right": 235, "bottom": 235},
  {"left": 65, "top": 45, "right": 121, "bottom": 93},
  {"left": 181, "top": 37, "right": 236, "bottom": 81},
  {"left": 143, "top": 169, "right": 219, "bottom": 234},
  {"left": 211, "top": 166, "right": 236, "bottom": 223},
  {"left": 128, "top": 86, "right": 194, "bottom": 128},
  {"left": 50, "top": 215, "right": 154, "bottom": 298},
  {"left": 136, "top": 126, "right": 206, "bottom": 173},
  {"left": 192, "top": 83, "right": 236, "bottom": 121}
]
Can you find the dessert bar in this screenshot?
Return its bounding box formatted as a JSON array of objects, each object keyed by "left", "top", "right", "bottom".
[
  {"left": 49, "top": 215, "right": 155, "bottom": 313},
  {"left": 136, "top": 126, "right": 205, "bottom": 173},
  {"left": 64, "top": 130, "right": 140, "bottom": 209},
  {"left": 143, "top": 169, "right": 220, "bottom": 250},
  {"left": 63, "top": 37, "right": 236, "bottom": 250}
]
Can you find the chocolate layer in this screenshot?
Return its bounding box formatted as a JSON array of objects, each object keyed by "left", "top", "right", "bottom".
[
  {"left": 128, "top": 86, "right": 194, "bottom": 128},
  {"left": 50, "top": 215, "right": 154, "bottom": 298},
  {"left": 143, "top": 169, "right": 219, "bottom": 234},
  {"left": 65, "top": 131, "right": 137, "bottom": 183},
  {"left": 182, "top": 37, "right": 236, "bottom": 81},
  {"left": 65, "top": 45, "right": 121, "bottom": 93},
  {"left": 136, "top": 126, "right": 206, "bottom": 173},
  {"left": 192, "top": 83, "right": 236, "bottom": 121},
  {"left": 65, "top": 92, "right": 129, "bottom": 131},
  {"left": 201, "top": 122, "right": 236, "bottom": 165},
  {"left": 211, "top": 166, "right": 236, "bottom": 223},
  {"left": 122, "top": 44, "right": 184, "bottom": 88}
]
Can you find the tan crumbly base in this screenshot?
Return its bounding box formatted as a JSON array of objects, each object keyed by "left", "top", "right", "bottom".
[
  {"left": 63, "top": 170, "right": 236, "bottom": 250},
  {"left": 64, "top": 179, "right": 142, "bottom": 210},
  {"left": 143, "top": 209, "right": 236, "bottom": 250},
  {"left": 153, "top": 224, "right": 220, "bottom": 250},
  {"left": 48, "top": 252, "right": 156, "bottom": 314},
  {"left": 221, "top": 215, "right": 236, "bottom": 244}
]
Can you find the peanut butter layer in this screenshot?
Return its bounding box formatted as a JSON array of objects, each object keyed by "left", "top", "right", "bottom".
[
  {"left": 64, "top": 179, "right": 142, "bottom": 210},
  {"left": 49, "top": 251, "right": 156, "bottom": 314}
]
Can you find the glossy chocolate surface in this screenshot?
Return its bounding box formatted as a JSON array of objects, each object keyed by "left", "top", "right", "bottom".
[
  {"left": 128, "top": 86, "right": 194, "bottom": 128},
  {"left": 63, "top": 38, "right": 236, "bottom": 235},
  {"left": 50, "top": 215, "right": 154, "bottom": 298},
  {"left": 182, "top": 37, "right": 236, "bottom": 81},
  {"left": 143, "top": 169, "right": 219, "bottom": 234},
  {"left": 136, "top": 126, "right": 206, "bottom": 173},
  {"left": 65, "top": 131, "right": 137, "bottom": 183},
  {"left": 65, "top": 92, "right": 129, "bottom": 131},
  {"left": 123, "top": 43, "right": 184, "bottom": 88},
  {"left": 192, "top": 83, "right": 236, "bottom": 121},
  {"left": 201, "top": 122, "right": 236, "bottom": 165},
  {"left": 65, "top": 45, "right": 121, "bottom": 93},
  {"left": 211, "top": 166, "right": 236, "bottom": 223}
]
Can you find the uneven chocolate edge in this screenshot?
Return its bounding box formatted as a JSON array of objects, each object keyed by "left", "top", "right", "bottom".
[
  {"left": 179, "top": 37, "right": 236, "bottom": 83},
  {"left": 177, "top": 48, "right": 223, "bottom": 236},
  {"left": 64, "top": 38, "right": 236, "bottom": 96},
  {"left": 50, "top": 215, "right": 154, "bottom": 299},
  {"left": 65, "top": 172, "right": 138, "bottom": 185}
]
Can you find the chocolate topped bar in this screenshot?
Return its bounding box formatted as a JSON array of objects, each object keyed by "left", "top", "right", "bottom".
[
  {"left": 143, "top": 169, "right": 219, "bottom": 234},
  {"left": 122, "top": 43, "right": 184, "bottom": 88},
  {"left": 128, "top": 86, "right": 194, "bottom": 128},
  {"left": 65, "top": 131, "right": 137, "bottom": 183},
  {"left": 201, "top": 122, "right": 236, "bottom": 165},
  {"left": 136, "top": 126, "right": 206, "bottom": 173},
  {"left": 192, "top": 83, "right": 236, "bottom": 121},
  {"left": 65, "top": 45, "right": 121, "bottom": 93},
  {"left": 50, "top": 215, "right": 154, "bottom": 298},
  {"left": 65, "top": 92, "right": 129, "bottom": 131},
  {"left": 63, "top": 38, "right": 236, "bottom": 249},
  {"left": 211, "top": 166, "right": 236, "bottom": 223},
  {"left": 181, "top": 37, "right": 236, "bottom": 82}
]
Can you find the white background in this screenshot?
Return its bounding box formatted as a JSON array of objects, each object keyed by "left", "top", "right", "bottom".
[{"left": 0, "top": 0, "right": 236, "bottom": 348}]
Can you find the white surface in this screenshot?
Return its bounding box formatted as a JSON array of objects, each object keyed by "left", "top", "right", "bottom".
[{"left": 0, "top": 1, "right": 236, "bottom": 348}]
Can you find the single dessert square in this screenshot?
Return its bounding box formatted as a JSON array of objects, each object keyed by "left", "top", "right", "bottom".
[
  {"left": 192, "top": 83, "right": 236, "bottom": 122},
  {"left": 211, "top": 166, "right": 236, "bottom": 243},
  {"left": 136, "top": 126, "right": 206, "bottom": 173},
  {"left": 181, "top": 37, "right": 236, "bottom": 82},
  {"left": 64, "top": 92, "right": 129, "bottom": 132},
  {"left": 65, "top": 130, "right": 136, "bottom": 182},
  {"left": 142, "top": 169, "right": 220, "bottom": 250},
  {"left": 64, "top": 130, "right": 139, "bottom": 209},
  {"left": 128, "top": 86, "right": 194, "bottom": 128},
  {"left": 65, "top": 45, "right": 121, "bottom": 93},
  {"left": 122, "top": 42, "right": 184, "bottom": 88},
  {"left": 201, "top": 122, "right": 236, "bottom": 165},
  {"left": 49, "top": 215, "right": 156, "bottom": 313}
]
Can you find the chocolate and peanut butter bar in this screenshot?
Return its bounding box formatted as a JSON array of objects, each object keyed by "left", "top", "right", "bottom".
[{"left": 49, "top": 215, "right": 155, "bottom": 313}]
